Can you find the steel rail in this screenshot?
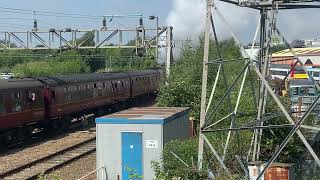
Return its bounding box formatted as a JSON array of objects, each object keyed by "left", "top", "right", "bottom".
[{"left": 0, "top": 137, "right": 96, "bottom": 179}]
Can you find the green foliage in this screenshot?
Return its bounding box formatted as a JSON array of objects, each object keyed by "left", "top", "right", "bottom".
[
  {"left": 0, "top": 32, "right": 158, "bottom": 76},
  {"left": 124, "top": 167, "right": 143, "bottom": 180},
  {"left": 157, "top": 35, "right": 245, "bottom": 120},
  {"left": 156, "top": 35, "right": 256, "bottom": 177},
  {"left": 37, "top": 173, "right": 60, "bottom": 180},
  {"left": 259, "top": 96, "right": 306, "bottom": 163},
  {"left": 152, "top": 139, "right": 208, "bottom": 179},
  {"left": 13, "top": 58, "right": 90, "bottom": 77},
  {"left": 76, "top": 31, "right": 95, "bottom": 47},
  {"left": 152, "top": 139, "right": 244, "bottom": 179},
  {"left": 270, "top": 44, "right": 287, "bottom": 53},
  {"left": 155, "top": 34, "right": 309, "bottom": 178}
]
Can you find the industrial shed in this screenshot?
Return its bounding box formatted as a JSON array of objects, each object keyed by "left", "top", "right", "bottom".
[
  {"left": 272, "top": 47, "right": 320, "bottom": 65},
  {"left": 95, "top": 107, "right": 190, "bottom": 180}
]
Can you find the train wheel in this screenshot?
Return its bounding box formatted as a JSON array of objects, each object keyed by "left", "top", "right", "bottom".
[
  {"left": 45, "top": 121, "right": 59, "bottom": 135},
  {"left": 0, "top": 137, "right": 8, "bottom": 151},
  {"left": 23, "top": 127, "right": 34, "bottom": 143},
  {"left": 60, "top": 118, "right": 71, "bottom": 131},
  {"left": 0, "top": 132, "right": 12, "bottom": 150}
]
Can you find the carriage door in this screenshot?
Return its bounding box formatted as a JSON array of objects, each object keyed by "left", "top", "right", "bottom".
[
  {"left": 43, "top": 88, "right": 51, "bottom": 118},
  {"left": 121, "top": 132, "right": 143, "bottom": 180}
]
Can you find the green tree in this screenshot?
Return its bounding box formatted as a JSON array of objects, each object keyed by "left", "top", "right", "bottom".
[{"left": 155, "top": 34, "right": 307, "bottom": 178}]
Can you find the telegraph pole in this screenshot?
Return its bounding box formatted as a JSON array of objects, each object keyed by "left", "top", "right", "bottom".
[
  {"left": 197, "top": 0, "right": 212, "bottom": 170},
  {"left": 166, "top": 26, "right": 173, "bottom": 79}
]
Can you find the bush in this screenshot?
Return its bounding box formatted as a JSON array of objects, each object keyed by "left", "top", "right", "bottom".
[{"left": 13, "top": 59, "right": 90, "bottom": 77}]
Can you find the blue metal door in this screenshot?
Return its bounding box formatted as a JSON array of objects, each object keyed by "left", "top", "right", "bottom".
[{"left": 122, "top": 132, "right": 143, "bottom": 180}]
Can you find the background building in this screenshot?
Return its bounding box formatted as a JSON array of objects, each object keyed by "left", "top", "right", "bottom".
[
  {"left": 272, "top": 47, "right": 320, "bottom": 65},
  {"left": 304, "top": 39, "right": 320, "bottom": 47}
]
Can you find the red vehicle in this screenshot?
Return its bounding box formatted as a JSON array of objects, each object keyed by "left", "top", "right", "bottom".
[{"left": 0, "top": 69, "right": 162, "bottom": 146}]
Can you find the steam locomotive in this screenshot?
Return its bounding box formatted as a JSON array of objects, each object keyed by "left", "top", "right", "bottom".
[{"left": 0, "top": 69, "right": 162, "bottom": 146}]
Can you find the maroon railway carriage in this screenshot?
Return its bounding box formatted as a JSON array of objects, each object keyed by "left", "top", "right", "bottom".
[
  {"left": 38, "top": 72, "right": 132, "bottom": 120},
  {"left": 0, "top": 78, "right": 45, "bottom": 142},
  {"left": 128, "top": 70, "right": 162, "bottom": 97},
  {"left": 37, "top": 69, "right": 162, "bottom": 121},
  {"left": 0, "top": 69, "right": 162, "bottom": 146}
]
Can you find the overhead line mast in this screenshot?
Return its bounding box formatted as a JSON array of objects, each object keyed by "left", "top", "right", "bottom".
[{"left": 197, "top": 0, "right": 320, "bottom": 178}]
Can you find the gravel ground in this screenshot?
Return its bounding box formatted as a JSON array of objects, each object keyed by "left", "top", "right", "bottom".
[
  {"left": 0, "top": 130, "right": 95, "bottom": 174},
  {"left": 0, "top": 98, "right": 156, "bottom": 178},
  {"left": 47, "top": 153, "right": 96, "bottom": 180}
]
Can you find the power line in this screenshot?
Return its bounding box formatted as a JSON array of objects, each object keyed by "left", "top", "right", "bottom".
[
  {"left": 0, "top": 6, "right": 101, "bottom": 18},
  {"left": 0, "top": 6, "right": 146, "bottom": 20}
]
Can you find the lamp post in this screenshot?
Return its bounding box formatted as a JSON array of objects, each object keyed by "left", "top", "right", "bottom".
[{"left": 149, "top": 16, "right": 159, "bottom": 60}]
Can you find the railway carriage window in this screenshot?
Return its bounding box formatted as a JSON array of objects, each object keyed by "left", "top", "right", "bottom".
[
  {"left": 86, "top": 84, "right": 92, "bottom": 97},
  {"left": 33, "top": 91, "right": 42, "bottom": 107},
  {"left": 98, "top": 85, "right": 103, "bottom": 96},
  {"left": 314, "top": 72, "right": 320, "bottom": 77},
  {"left": 111, "top": 82, "right": 114, "bottom": 92},
  {"left": 68, "top": 92, "right": 72, "bottom": 101},
  {"left": 64, "top": 87, "right": 72, "bottom": 101},
  {"left": 25, "top": 90, "right": 36, "bottom": 104},
  {"left": 0, "top": 95, "right": 5, "bottom": 114},
  {"left": 64, "top": 89, "right": 68, "bottom": 101},
  {"left": 51, "top": 91, "right": 56, "bottom": 103},
  {"left": 98, "top": 90, "right": 102, "bottom": 96},
  {"left": 12, "top": 92, "right": 22, "bottom": 112}
]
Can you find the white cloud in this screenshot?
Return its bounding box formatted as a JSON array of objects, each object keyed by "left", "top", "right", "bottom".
[
  {"left": 277, "top": 9, "right": 320, "bottom": 41},
  {"left": 166, "top": 0, "right": 206, "bottom": 41},
  {"left": 166, "top": 0, "right": 320, "bottom": 43},
  {"left": 166, "top": 0, "right": 258, "bottom": 42}
]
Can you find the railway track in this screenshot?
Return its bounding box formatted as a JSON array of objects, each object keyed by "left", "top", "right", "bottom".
[{"left": 0, "top": 137, "right": 96, "bottom": 180}]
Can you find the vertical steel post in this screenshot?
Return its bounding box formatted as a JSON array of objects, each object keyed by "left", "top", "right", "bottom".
[
  {"left": 166, "top": 26, "right": 173, "bottom": 80},
  {"left": 198, "top": 0, "right": 212, "bottom": 171},
  {"left": 96, "top": 30, "right": 99, "bottom": 48},
  {"left": 136, "top": 28, "right": 139, "bottom": 55},
  {"left": 59, "top": 31, "right": 62, "bottom": 54},
  {"left": 119, "top": 29, "right": 122, "bottom": 48},
  {"left": 252, "top": 8, "right": 267, "bottom": 162},
  {"left": 49, "top": 32, "right": 51, "bottom": 49},
  {"left": 156, "top": 17, "right": 159, "bottom": 60}
]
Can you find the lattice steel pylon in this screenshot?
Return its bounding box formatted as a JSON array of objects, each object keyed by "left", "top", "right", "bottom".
[{"left": 197, "top": 0, "right": 320, "bottom": 179}]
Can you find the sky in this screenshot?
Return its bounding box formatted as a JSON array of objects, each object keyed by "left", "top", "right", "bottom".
[
  {"left": 167, "top": 0, "right": 320, "bottom": 43},
  {"left": 0, "top": 0, "right": 319, "bottom": 44},
  {"left": 0, "top": 0, "right": 171, "bottom": 30}
]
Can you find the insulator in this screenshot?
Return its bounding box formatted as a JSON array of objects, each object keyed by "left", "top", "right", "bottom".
[
  {"left": 139, "top": 17, "right": 143, "bottom": 27},
  {"left": 33, "top": 20, "right": 38, "bottom": 29},
  {"left": 103, "top": 17, "right": 107, "bottom": 28}
]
